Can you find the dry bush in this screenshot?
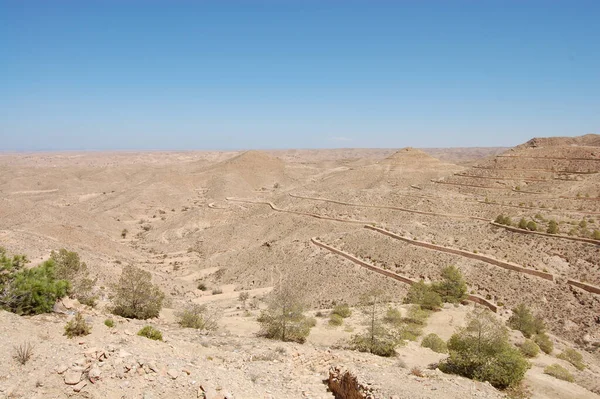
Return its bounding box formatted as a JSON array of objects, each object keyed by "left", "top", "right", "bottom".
[
  {"left": 519, "top": 339, "right": 540, "bottom": 358},
  {"left": 111, "top": 265, "right": 164, "bottom": 319},
  {"left": 138, "top": 325, "right": 163, "bottom": 341},
  {"left": 13, "top": 342, "right": 34, "bottom": 365},
  {"left": 329, "top": 313, "right": 343, "bottom": 326},
  {"left": 64, "top": 313, "right": 91, "bottom": 338},
  {"left": 557, "top": 348, "right": 585, "bottom": 370},
  {"left": 176, "top": 304, "right": 219, "bottom": 331},
  {"left": 544, "top": 364, "right": 574, "bottom": 382},
  {"left": 410, "top": 367, "right": 425, "bottom": 377}
]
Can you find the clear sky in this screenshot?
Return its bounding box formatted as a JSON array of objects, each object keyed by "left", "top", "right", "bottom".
[{"left": 1, "top": 1, "right": 598, "bottom": 151}]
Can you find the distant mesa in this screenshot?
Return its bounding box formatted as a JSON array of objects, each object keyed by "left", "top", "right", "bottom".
[
  {"left": 383, "top": 147, "right": 444, "bottom": 164},
  {"left": 518, "top": 134, "right": 600, "bottom": 149}
]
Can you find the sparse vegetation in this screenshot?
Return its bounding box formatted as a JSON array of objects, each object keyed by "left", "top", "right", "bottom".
[
  {"left": 350, "top": 289, "right": 398, "bottom": 357},
  {"left": 421, "top": 333, "right": 448, "bottom": 353},
  {"left": 137, "top": 325, "right": 163, "bottom": 341},
  {"left": 495, "top": 214, "right": 512, "bottom": 226},
  {"left": 547, "top": 220, "right": 559, "bottom": 234},
  {"left": 519, "top": 339, "right": 540, "bottom": 358},
  {"left": 404, "top": 280, "right": 442, "bottom": 310},
  {"left": 13, "top": 342, "right": 34, "bottom": 365},
  {"left": 64, "top": 313, "right": 92, "bottom": 338},
  {"left": 507, "top": 304, "right": 545, "bottom": 338},
  {"left": 104, "top": 318, "right": 115, "bottom": 328},
  {"left": 439, "top": 308, "right": 530, "bottom": 389},
  {"left": 533, "top": 333, "right": 553, "bottom": 354},
  {"left": 332, "top": 303, "right": 352, "bottom": 318},
  {"left": 433, "top": 265, "right": 467, "bottom": 304},
  {"left": 557, "top": 348, "right": 585, "bottom": 370},
  {"left": 50, "top": 249, "right": 97, "bottom": 307},
  {"left": 329, "top": 313, "right": 344, "bottom": 326},
  {"left": 238, "top": 291, "right": 250, "bottom": 308},
  {"left": 176, "top": 304, "right": 219, "bottom": 330},
  {"left": 257, "top": 286, "right": 313, "bottom": 343},
  {"left": 544, "top": 364, "right": 574, "bottom": 382},
  {"left": 111, "top": 265, "right": 165, "bottom": 319}
]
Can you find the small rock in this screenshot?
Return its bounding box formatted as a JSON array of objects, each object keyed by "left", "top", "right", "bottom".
[
  {"left": 167, "top": 369, "right": 179, "bottom": 380},
  {"left": 55, "top": 364, "right": 69, "bottom": 374},
  {"left": 88, "top": 364, "right": 101, "bottom": 382},
  {"left": 72, "top": 380, "right": 87, "bottom": 392},
  {"left": 64, "top": 371, "right": 82, "bottom": 385},
  {"left": 147, "top": 362, "right": 158, "bottom": 373}
]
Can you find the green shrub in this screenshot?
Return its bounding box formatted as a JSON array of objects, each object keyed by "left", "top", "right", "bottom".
[
  {"left": 306, "top": 317, "right": 317, "bottom": 327},
  {"left": 519, "top": 339, "right": 540, "bottom": 358},
  {"left": 526, "top": 221, "right": 537, "bottom": 231},
  {"left": 495, "top": 214, "right": 512, "bottom": 226},
  {"left": 104, "top": 318, "right": 115, "bottom": 328},
  {"left": 383, "top": 307, "right": 403, "bottom": 325},
  {"left": 518, "top": 218, "right": 528, "bottom": 229},
  {"left": 593, "top": 230, "right": 600, "bottom": 240},
  {"left": 547, "top": 220, "right": 559, "bottom": 234},
  {"left": 439, "top": 309, "right": 530, "bottom": 389},
  {"left": 433, "top": 265, "right": 467, "bottom": 304},
  {"left": 257, "top": 287, "right": 313, "bottom": 343},
  {"left": 350, "top": 328, "right": 397, "bottom": 357},
  {"left": 332, "top": 303, "right": 352, "bottom": 318},
  {"left": 176, "top": 304, "right": 219, "bottom": 330},
  {"left": 64, "top": 313, "right": 91, "bottom": 338},
  {"left": 0, "top": 249, "right": 69, "bottom": 315},
  {"left": 111, "top": 265, "right": 165, "bottom": 320},
  {"left": 544, "top": 364, "right": 574, "bottom": 382},
  {"left": 137, "top": 325, "right": 163, "bottom": 341},
  {"left": 557, "top": 348, "right": 585, "bottom": 371},
  {"left": 533, "top": 333, "right": 553, "bottom": 354},
  {"left": 50, "top": 249, "right": 97, "bottom": 307},
  {"left": 421, "top": 333, "right": 448, "bottom": 353},
  {"left": 329, "top": 313, "right": 344, "bottom": 326},
  {"left": 405, "top": 281, "right": 442, "bottom": 310},
  {"left": 507, "top": 304, "right": 545, "bottom": 338}
]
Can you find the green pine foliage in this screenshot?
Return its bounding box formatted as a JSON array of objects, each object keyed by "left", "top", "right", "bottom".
[
  {"left": 507, "top": 304, "right": 545, "bottom": 338},
  {"left": 0, "top": 248, "right": 69, "bottom": 315},
  {"left": 440, "top": 309, "right": 530, "bottom": 389},
  {"left": 50, "top": 249, "right": 97, "bottom": 307},
  {"left": 404, "top": 281, "right": 442, "bottom": 310},
  {"left": 433, "top": 266, "right": 468, "bottom": 304}
]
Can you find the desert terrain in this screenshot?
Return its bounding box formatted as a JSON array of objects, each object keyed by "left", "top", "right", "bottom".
[{"left": 1, "top": 137, "right": 599, "bottom": 399}]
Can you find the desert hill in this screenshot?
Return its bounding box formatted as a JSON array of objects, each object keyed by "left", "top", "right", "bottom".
[{"left": 1, "top": 139, "right": 599, "bottom": 398}]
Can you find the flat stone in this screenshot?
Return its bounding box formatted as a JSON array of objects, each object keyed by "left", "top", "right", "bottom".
[
  {"left": 167, "top": 369, "right": 179, "bottom": 380},
  {"left": 64, "top": 371, "right": 82, "bottom": 385},
  {"left": 73, "top": 380, "right": 87, "bottom": 392},
  {"left": 55, "top": 364, "right": 69, "bottom": 374},
  {"left": 88, "top": 364, "right": 101, "bottom": 382}
]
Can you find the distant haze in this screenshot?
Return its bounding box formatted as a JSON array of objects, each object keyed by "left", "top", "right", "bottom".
[{"left": 1, "top": 1, "right": 598, "bottom": 151}]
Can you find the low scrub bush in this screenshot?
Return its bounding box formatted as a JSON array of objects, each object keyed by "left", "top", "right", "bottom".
[
  {"left": 544, "top": 364, "right": 574, "bottom": 382},
  {"left": 533, "top": 333, "right": 553, "bottom": 354},
  {"left": 557, "top": 348, "right": 585, "bottom": 371},
  {"left": 64, "top": 313, "right": 91, "bottom": 338},
  {"left": 104, "top": 318, "right": 115, "bottom": 328},
  {"left": 404, "top": 281, "right": 442, "bottom": 310},
  {"left": 383, "top": 307, "right": 403, "bottom": 325},
  {"left": 329, "top": 313, "right": 343, "bottom": 326},
  {"left": 137, "top": 325, "right": 163, "bottom": 341},
  {"left": 519, "top": 339, "right": 540, "bottom": 358},
  {"left": 176, "top": 304, "right": 219, "bottom": 330},
  {"left": 332, "top": 303, "right": 352, "bottom": 318},
  {"left": 421, "top": 333, "right": 448, "bottom": 353},
  {"left": 13, "top": 342, "right": 34, "bottom": 365}
]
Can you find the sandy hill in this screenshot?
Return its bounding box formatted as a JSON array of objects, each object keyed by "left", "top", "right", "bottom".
[
  {"left": 516, "top": 134, "right": 600, "bottom": 149},
  {"left": 383, "top": 147, "right": 445, "bottom": 165},
  {"left": 200, "top": 150, "right": 292, "bottom": 199}
]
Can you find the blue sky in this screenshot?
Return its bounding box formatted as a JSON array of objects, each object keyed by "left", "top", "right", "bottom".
[{"left": 1, "top": 1, "right": 598, "bottom": 151}]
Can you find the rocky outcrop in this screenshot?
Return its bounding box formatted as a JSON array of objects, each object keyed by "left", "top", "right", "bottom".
[{"left": 328, "top": 366, "right": 379, "bottom": 399}]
